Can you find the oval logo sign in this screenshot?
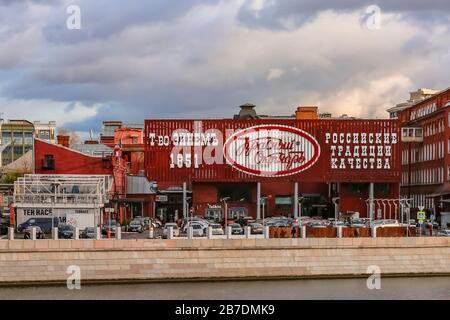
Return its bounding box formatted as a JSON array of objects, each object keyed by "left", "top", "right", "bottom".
[{"left": 223, "top": 124, "right": 320, "bottom": 177}]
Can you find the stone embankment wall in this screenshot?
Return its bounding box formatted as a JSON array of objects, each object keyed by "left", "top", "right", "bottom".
[{"left": 0, "top": 237, "right": 449, "bottom": 285}]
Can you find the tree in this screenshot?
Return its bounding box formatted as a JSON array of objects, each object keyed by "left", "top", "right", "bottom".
[
  {"left": 1, "top": 171, "right": 24, "bottom": 184},
  {"left": 57, "top": 128, "right": 80, "bottom": 147}
]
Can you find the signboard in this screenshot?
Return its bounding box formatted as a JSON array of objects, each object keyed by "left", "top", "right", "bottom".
[
  {"left": 223, "top": 125, "right": 320, "bottom": 177},
  {"left": 417, "top": 211, "right": 426, "bottom": 220},
  {"left": 156, "top": 195, "right": 168, "bottom": 202},
  {"left": 145, "top": 119, "right": 400, "bottom": 182},
  {"left": 16, "top": 208, "right": 96, "bottom": 226}
]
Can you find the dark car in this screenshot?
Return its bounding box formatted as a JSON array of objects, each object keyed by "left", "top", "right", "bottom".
[
  {"left": 230, "top": 223, "right": 244, "bottom": 235},
  {"left": 0, "top": 223, "right": 9, "bottom": 235},
  {"left": 18, "top": 217, "right": 59, "bottom": 234},
  {"left": 128, "top": 220, "right": 144, "bottom": 233},
  {"left": 101, "top": 220, "right": 118, "bottom": 235},
  {"left": 24, "top": 226, "right": 45, "bottom": 239},
  {"left": 80, "top": 227, "right": 96, "bottom": 239},
  {"left": 249, "top": 223, "right": 264, "bottom": 234},
  {"left": 58, "top": 224, "right": 75, "bottom": 239}
]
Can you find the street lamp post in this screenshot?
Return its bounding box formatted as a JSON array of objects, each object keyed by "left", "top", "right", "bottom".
[
  {"left": 220, "top": 197, "right": 230, "bottom": 228},
  {"left": 260, "top": 197, "right": 267, "bottom": 226},
  {"left": 298, "top": 197, "right": 304, "bottom": 222}
]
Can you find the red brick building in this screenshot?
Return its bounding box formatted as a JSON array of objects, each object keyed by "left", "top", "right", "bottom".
[
  {"left": 145, "top": 106, "right": 401, "bottom": 223},
  {"left": 34, "top": 138, "right": 128, "bottom": 222},
  {"left": 397, "top": 87, "right": 450, "bottom": 227}
]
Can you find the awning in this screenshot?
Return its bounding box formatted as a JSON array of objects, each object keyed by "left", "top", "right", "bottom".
[{"left": 427, "top": 183, "right": 450, "bottom": 197}]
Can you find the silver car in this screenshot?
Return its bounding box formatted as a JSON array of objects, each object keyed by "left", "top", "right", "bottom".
[{"left": 438, "top": 230, "right": 450, "bottom": 237}]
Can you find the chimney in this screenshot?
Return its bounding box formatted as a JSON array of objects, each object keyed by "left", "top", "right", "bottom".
[
  {"left": 295, "top": 106, "right": 318, "bottom": 120},
  {"left": 57, "top": 135, "right": 70, "bottom": 148},
  {"left": 234, "top": 103, "right": 258, "bottom": 119}
]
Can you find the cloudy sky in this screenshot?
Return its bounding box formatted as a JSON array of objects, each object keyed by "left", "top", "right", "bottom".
[{"left": 0, "top": 0, "right": 449, "bottom": 138}]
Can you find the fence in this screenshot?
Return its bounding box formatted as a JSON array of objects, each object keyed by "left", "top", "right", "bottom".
[{"left": 268, "top": 226, "right": 418, "bottom": 238}]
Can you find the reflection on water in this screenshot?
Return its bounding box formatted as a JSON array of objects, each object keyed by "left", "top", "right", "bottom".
[{"left": 0, "top": 277, "right": 449, "bottom": 300}]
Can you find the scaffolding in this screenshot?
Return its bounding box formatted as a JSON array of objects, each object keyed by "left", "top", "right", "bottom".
[{"left": 14, "top": 174, "right": 112, "bottom": 208}]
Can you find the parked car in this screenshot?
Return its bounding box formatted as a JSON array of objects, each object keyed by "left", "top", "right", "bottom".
[
  {"left": 183, "top": 220, "right": 209, "bottom": 232},
  {"left": 58, "top": 224, "right": 75, "bottom": 239},
  {"left": 209, "top": 223, "right": 224, "bottom": 235},
  {"left": 101, "top": 220, "right": 118, "bottom": 235},
  {"left": 128, "top": 220, "right": 144, "bottom": 233},
  {"left": 331, "top": 221, "right": 347, "bottom": 227},
  {"left": 23, "top": 226, "right": 45, "bottom": 239},
  {"left": 0, "top": 223, "right": 8, "bottom": 235},
  {"left": 371, "top": 219, "right": 400, "bottom": 228},
  {"left": 183, "top": 217, "right": 209, "bottom": 230},
  {"left": 230, "top": 223, "right": 244, "bottom": 235},
  {"left": 80, "top": 227, "right": 96, "bottom": 239},
  {"left": 191, "top": 223, "right": 205, "bottom": 237},
  {"left": 163, "top": 223, "right": 180, "bottom": 238},
  {"left": 437, "top": 229, "right": 450, "bottom": 237},
  {"left": 349, "top": 218, "right": 369, "bottom": 228},
  {"left": 249, "top": 223, "right": 264, "bottom": 234},
  {"left": 18, "top": 217, "right": 58, "bottom": 234}
]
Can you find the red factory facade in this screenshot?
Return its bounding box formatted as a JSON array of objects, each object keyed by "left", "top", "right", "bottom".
[{"left": 145, "top": 118, "right": 401, "bottom": 222}]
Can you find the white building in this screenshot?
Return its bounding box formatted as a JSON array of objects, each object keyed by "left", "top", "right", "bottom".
[{"left": 13, "top": 174, "right": 112, "bottom": 229}]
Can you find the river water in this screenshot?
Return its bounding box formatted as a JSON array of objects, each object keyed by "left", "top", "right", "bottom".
[{"left": 0, "top": 277, "right": 449, "bottom": 300}]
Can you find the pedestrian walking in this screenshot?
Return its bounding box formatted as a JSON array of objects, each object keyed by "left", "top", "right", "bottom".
[{"left": 291, "top": 226, "right": 296, "bottom": 238}]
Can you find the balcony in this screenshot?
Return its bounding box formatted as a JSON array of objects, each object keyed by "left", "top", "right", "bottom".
[{"left": 401, "top": 127, "right": 423, "bottom": 143}]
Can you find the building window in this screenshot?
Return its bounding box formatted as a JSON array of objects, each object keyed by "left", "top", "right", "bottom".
[
  {"left": 42, "top": 154, "right": 55, "bottom": 170},
  {"left": 13, "top": 132, "right": 23, "bottom": 145},
  {"left": 2, "top": 132, "right": 11, "bottom": 145},
  {"left": 38, "top": 130, "right": 51, "bottom": 140}
]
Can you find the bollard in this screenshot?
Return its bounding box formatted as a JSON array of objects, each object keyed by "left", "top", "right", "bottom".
[
  {"left": 371, "top": 226, "right": 377, "bottom": 238},
  {"left": 8, "top": 227, "right": 14, "bottom": 240},
  {"left": 244, "top": 226, "right": 251, "bottom": 239},
  {"left": 52, "top": 227, "right": 58, "bottom": 240},
  {"left": 207, "top": 226, "right": 213, "bottom": 239},
  {"left": 337, "top": 226, "right": 343, "bottom": 238},
  {"left": 226, "top": 226, "right": 232, "bottom": 239},
  {"left": 31, "top": 227, "right": 37, "bottom": 240},
  {"left": 168, "top": 226, "right": 174, "bottom": 239},
  {"left": 95, "top": 227, "right": 101, "bottom": 240},
  {"left": 263, "top": 226, "right": 270, "bottom": 239},
  {"left": 115, "top": 227, "right": 121, "bottom": 240},
  {"left": 148, "top": 227, "right": 154, "bottom": 239},
  {"left": 74, "top": 227, "right": 79, "bottom": 240},
  {"left": 187, "top": 226, "right": 193, "bottom": 240},
  {"left": 301, "top": 226, "right": 306, "bottom": 239}
]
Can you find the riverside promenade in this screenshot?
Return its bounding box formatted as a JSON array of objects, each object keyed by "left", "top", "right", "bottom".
[{"left": 1, "top": 237, "right": 450, "bottom": 285}]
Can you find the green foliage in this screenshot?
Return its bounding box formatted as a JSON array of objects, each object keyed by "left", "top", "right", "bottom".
[{"left": 1, "top": 171, "right": 24, "bottom": 184}]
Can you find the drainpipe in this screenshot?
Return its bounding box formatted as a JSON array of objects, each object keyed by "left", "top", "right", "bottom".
[{"left": 369, "top": 183, "right": 374, "bottom": 221}]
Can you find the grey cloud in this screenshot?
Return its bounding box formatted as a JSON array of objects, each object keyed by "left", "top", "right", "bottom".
[
  {"left": 0, "top": 0, "right": 449, "bottom": 132},
  {"left": 237, "top": 0, "right": 450, "bottom": 30},
  {"left": 42, "top": 0, "right": 220, "bottom": 44}
]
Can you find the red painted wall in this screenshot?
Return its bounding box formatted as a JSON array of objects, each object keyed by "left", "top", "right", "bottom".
[{"left": 34, "top": 139, "right": 112, "bottom": 175}]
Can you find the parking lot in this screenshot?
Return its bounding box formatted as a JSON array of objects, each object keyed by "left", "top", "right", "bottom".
[{"left": 1, "top": 214, "right": 448, "bottom": 240}]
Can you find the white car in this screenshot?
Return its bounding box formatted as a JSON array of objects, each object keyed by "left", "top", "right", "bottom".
[
  {"left": 209, "top": 223, "right": 224, "bottom": 235},
  {"left": 183, "top": 220, "right": 208, "bottom": 232},
  {"left": 190, "top": 223, "right": 206, "bottom": 237},
  {"left": 371, "top": 219, "right": 400, "bottom": 228},
  {"left": 438, "top": 230, "right": 450, "bottom": 237},
  {"left": 163, "top": 223, "right": 180, "bottom": 238}
]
